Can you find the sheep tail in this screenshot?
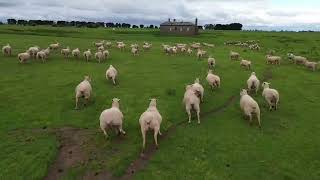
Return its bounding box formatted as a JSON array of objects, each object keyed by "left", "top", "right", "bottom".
[{"left": 251, "top": 81, "right": 256, "bottom": 90}]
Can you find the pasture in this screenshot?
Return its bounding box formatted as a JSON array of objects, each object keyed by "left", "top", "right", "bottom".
[{"left": 0, "top": 25, "right": 320, "bottom": 180}]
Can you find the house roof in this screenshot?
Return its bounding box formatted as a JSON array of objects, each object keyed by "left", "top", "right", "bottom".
[{"left": 160, "top": 21, "right": 195, "bottom": 26}]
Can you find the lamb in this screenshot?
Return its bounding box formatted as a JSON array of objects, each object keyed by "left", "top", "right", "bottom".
[
  {"left": 262, "top": 82, "right": 280, "bottom": 111},
  {"left": 139, "top": 98, "right": 162, "bottom": 149},
  {"left": 72, "top": 48, "right": 81, "bottom": 59},
  {"left": 102, "top": 50, "right": 110, "bottom": 60},
  {"left": 247, "top": 72, "right": 260, "bottom": 94},
  {"left": 192, "top": 78, "right": 204, "bottom": 102},
  {"left": 287, "top": 53, "right": 307, "bottom": 65},
  {"left": 49, "top": 42, "right": 60, "bottom": 50},
  {"left": 36, "top": 51, "right": 47, "bottom": 63},
  {"left": 230, "top": 51, "right": 240, "bottom": 60},
  {"left": 106, "top": 65, "right": 118, "bottom": 85},
  {"left": 304, "top": 60, "right": 319, "bottom": 71},
  {"left": 206, "top": 70, "right": 220, "bottom": 90},
  {"left": 61, "top": 47, "right": 71, "bottom": 58},
  {"left": 266, "top": 55, "right": 281, "bottom": 65},
  {"left": 207, "top": 57, "right": 216, "bottom": 69},
  {"left": 95, "top": 51, "right": 104, "bottom": 63},
  {"left": 183, "top": 85, "right": 201, "bottom": 124},
  {"left": 27, "top": 46, "right": 40, "bottom": 58},
  {"left": 240, "top": 89, "right": 261, "bottom": 128},
  {"left": 94, "top": 40, "right": 105, "bottom": 47},
  {"left": 240, "top": 59, "right": 252, "bottom": 70},
  {"left": 131, "top": 47, "right": 139, "bottom": 56},
  {"left": 99, "top": 98, "right": 126, "bottom": 138},
  {"left": 18, "top": 51, "right": 31, "bottom": 63},
  {"left": 2, "top": 44, "right": 12, "bottom": 56},
  {"left": 75, "top": 76, "right": 92, "bottom": 109},
  {"left": 98, "top": 45, "right": 105, "bottom": 52},
  {"left": 83, "top": 49, "right": 92, "bottom": 62}
]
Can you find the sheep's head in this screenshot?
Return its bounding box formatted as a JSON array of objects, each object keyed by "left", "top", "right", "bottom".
[
  {"left": 149, "top": 98, "right": 157, "bottom": 107},
  {"left": 112, "top": 98, "right": 120, "bottom": 108},
  {"left": 251, "top": 72, "right": 256, "bottom": 76},
  {"left": 208, "top": 69, "right": 213, "bottom": 74},
  {"left": 240, "top": 89, "right": 248, "bottom": 96},
  {"left": 84, "top": 75, "right": 91, "bottom": 82},
  {"left": 262, "top": 82, "right": 270, "bottom": 89},
  {"left": 194, "top": 78, "right": 200, "bottom": 83}
]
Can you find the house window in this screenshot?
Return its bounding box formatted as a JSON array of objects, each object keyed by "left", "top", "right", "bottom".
[
  {"left": 187, "top": 27, "right": 190, "bottom": 31},
  {"left": 180, "top": 28, "right": 183, "bottom": 32},
  {"left": 174, "top": 26, "right": 177, "bottom": 31}
]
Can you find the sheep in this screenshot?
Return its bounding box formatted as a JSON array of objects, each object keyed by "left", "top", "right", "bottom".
[
  {"left": 83, "top": 49, "right": 92, "bottom": 62},
  {"left": 117, "top": 43, "right": 126, "bottom": 51},
  {"left": 206, "top": 70, "right": 220, "bottom": 90},
  {"left": 262, "top": 82, "right": 280, "bottom": 111},
  {"left": 27, "top": 46, "right": 40, "bottom": 58},
  {"left": 98, "top": 45, "right": 105, "bottom": 52},
  {"left": 230, "top": 51, "right": 240, "bottom": 60},
  {"left": 131, "top": 47, "right": 139, "bottom": 56},
  {"left": 105, "top": 41, "right": 112, "bottom": 48},
  {"left": 139, "top": 98, "right": 162, "bottom": 149},
  {"left": 142, "top": 44, "right": 152, "bottom": 50},
  {"left": 240, "top": 89, "right": 261, "bottom": 128},
  {"left": 95, "top": 51, "right": 104, "bottom": 63},
  {"left": 197, "top": 49, "right": 207, "bottom": 59},
  {"left": 265, "top": 55, "right": 281, "bottom": 65},
  {"left": 17, "top": 51, "right": 31, "bottom": 63},
  {"left": 99, "top": 98, "right": 126, "bottom": 138},
  {"left": 72, "top": 48, "right": 81, "bottom": 59},
  {"left": 49, "top": 42, "right": 60, "bottom": 50},
  {"left": 287, "top": 53, "right": 307, "bottom": 65},
  {"left": 240, "top": 59, "right": 252, "bottom": 70},
  {"left": 106, "top": 65, "right": 118, "bottom": 85},
  {"left": 187, "top": 48, "right": 193, "bottom": 55},
  {"left": 190, "top": 43, "right": 201, "bottom": 49},
  {"left": 192, "top": 78, "right": 204, "bottom": 102},
  {"left": 304, "top": 60, "right": 319, "bottom": 71},
  {"left": 61, "top": 47, "right": 71, "bottom": 58},
  {"left": 43, "top": 47, "right": 50, "bottom": 57},
  {"left": 183, "top": 85, "right": 201, "bottom": 124},
  {"left": 75, "top": 76, "right": 92, "bottom": 109},
  {"left": 102, "top": 50, "right": 110, "bottom": 60},
  {"left": 171, "top": 46, "right": 178, "bottom": 55},
  {"left": 247, "top": 72, "right": 260, "bottom": 94},
  {"left": 36, "top": 51, "right": 47, "bottom": 63},
  {"left": 94, "top": 40, "right": 105, "bottom": 47},
  {"left": 2, "top": 44, "right": 12, "bottom": 56},
  {"left": 207, "top": 57, "right": 216, "bottom": 69},
  {"left": 203, "top": 42, "right": 215, "bottom": 48},
  {"left": 130, "top": 44, "right": 139, "bottom": 49}
]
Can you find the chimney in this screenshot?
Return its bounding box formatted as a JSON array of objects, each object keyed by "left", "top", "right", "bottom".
[
  {"left": 168, "top": 18, "right": 170, "bottom": 22},
  {"left": 195, "top": 18, "right": 198, "bottom": 26},
  {"left": 173, "top": 19, "right": 176, "bottom": 22}
]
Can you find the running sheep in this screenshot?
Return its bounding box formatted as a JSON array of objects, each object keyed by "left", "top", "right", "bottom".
[
  {"left": 106, "top": 65, "right": 118, "bottom": 85},
  {"left": 183, "top": 85, "right": 201, "bottom": 124},
  {"left": 192, "top": 78, "right": 204, "bottom": 102},
  {"left": 95, "top": 51, "right": 104, "bottom": 63},
  {"left": 240, "top": 59, "right": 252, "bottom": 70},
  {"left": 2, "top": 44, "right": 12, "bottom": 56},
  {"left": 247, "top": 72, "right": 260, "bottom": 94},
  {"left": 206, "top": 70, "right": 220, "bottom": 90},
  {"left": 287, "top": 53, "right": 307, "bottom": 65},
  {"left": 83, "top": 49, "right": 92, "bottom": 62},
  {"left": 75, "top": 76, "right": 92, "bottom": 109},
  {"left": 49, "top": 42, "right": 60, "bottom": 50},
  {"left": 262, "top": 82, "right": 280, "bottom": 111},
  {"left": 304, "top": 60, "right": 319, "bottom": 71},
  {"left": 240, "top": 89, "right": 261, "bottom": 128},
  {"left": 18, "top": 51, "right": 31, "bottom": 63},
  {"left": 61, "top": 47, "right": 71, "bottom": 58},
  {"left": 230, "top": 51, "right": 240, "bottom": 60},
  {"left": 266, "top": 55, "right": 281, "bottom": 65},
  {"left": 72, "top": 48, "right": 81, "bottom": 59},
  {"left": 36, "top": 51, "right": 47, "bottom": 63},
  {"left": 208, "top": 57, "right": 216, "bottom": 69}
]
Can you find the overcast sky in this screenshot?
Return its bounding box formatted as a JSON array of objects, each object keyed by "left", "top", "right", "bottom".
[{"left": 0, "top": 0, "right": 319, "bottom": 31}]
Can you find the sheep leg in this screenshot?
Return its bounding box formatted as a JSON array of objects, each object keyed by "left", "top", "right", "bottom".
[
  {"left": 194, "top": 104, "right": 201, "bottom": 124},
  {"left": 112, "top": 78, "right": 116, "bottom": 85},
  {"left": 101, "top": 126, "right": 109, "bottom": 138},
  {"left": 186, "top": 106, "right": 191, "bottom": 123},
  {"left": 248, "top": 113, "right": 253, "bottom": 126},
  {"left": 257, "top": 112, "right": 261, "bottom": 129},
  {"left": 154, "top": 129, "right": 159, "bottom": 148},
  {"left": 141, "top": 129, "right": 146, "bottom": 150},
  {"left": 119, "top": 124, "right": 126, "bottom": 135},
  {"left": 75, "top": 96, "right": 79, "bottom": 110}
]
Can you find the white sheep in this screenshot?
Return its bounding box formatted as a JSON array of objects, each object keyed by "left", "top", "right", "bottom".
[
  {"left": 99, "top": 98, "right": 126, "bottom": 138},
  {"left": 240, "top": 59, "right": 252, "bottom": 70},
  {"left": 72, "top": 48, "right": 81, "bottom": 59},
  {"left": 75, "top": 76, "right": 92, "bottom": 109},
  {"left": 187, "top": 48, "right": 193, "bottom": 56},
  {"left": 240, "top": 89, "right": 261, "bottom": 128},
  {"left": 105, "top": 41, "right": 112, "bottom": 48},
  {"left": 28, "top": 46, "right": 40, "bottom": 58},
  {"left": 304, "top": 60, "right": 319, "bottom": 71},
  {"left": 287, "top": 53, "right": 307, "bottom": 65},
  {"left": 247, "top": 72, "right": 260, "bottom": 94},
  {"left": 265, "top": 55, "right": 281, "bottom": 65},
  {"left": 18, "top": 51, "right": 31, "bottom": 63},
  {"left": 131, "top": 47, "right": 139, "bottom": 56},
  {"left": 83, "top": 49, "right": 92, "bottom": 62},
  {"left": 43, "top": 47, "right": 50, "bottom": 57},
  {"left": 98, "top": 46, "right": 105, "bottom": 52},
  {"left": 2, "top": 44, "right": 12, "bottom": 56},
  {"left": 183, "top": 85, "right": 201, "bottom": 124},
  {"left": 106, "top": 65, "right": 118, "bottom": 85},
  {"left": 102, "top": 50, "right": 110, "bottom": 60},
  {"left": 230, "top": 51, "right": 240, "bottom": 60},
  {"left": 143, "top": 44, "right": 152, "bottom": 50},
  {"left": 36, "top": 51, "right": 47, "bottom": 63},
  {"left": 117, "top": 43, "right": 126, "bottom": 51},
  {"left": 208, "top": 57, "right": 216, "bottom": 69},
  {"left": 262, "top": 82, "right": 280, "bottom": 111},
  {"left": 95, "top": 51, "right": 104, "bottom": 63},
  {"left": 49, "top": 42, "right": 60, "bottom": 50},
  {"left": 139, "top": 98, "right": 162, "bottom": 149},
  {"left": 61, "top": 47, "right": 71, "bottom": 58},
  {"left": 94, "top": 40, "right": 105, "bottom": 47},
  {"left": 206, "top": 70, "right": 220, "bottom": 89},
  {"left": 197, "top": 49, "right": 207, "bottom": 59},
  {"left": 192, "top": 78, "right": 204, "bottom": 102}
]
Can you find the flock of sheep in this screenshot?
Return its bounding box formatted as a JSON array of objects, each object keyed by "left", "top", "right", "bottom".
[{"left": 1, "top": 39, "right": 318, "bottom": 150}]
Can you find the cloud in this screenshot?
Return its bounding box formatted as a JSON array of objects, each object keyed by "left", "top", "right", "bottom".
[{"left": 0, "top": 0, "right": 319, "bottom": 30}]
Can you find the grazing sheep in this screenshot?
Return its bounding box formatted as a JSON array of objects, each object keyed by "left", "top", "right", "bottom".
[
  {"left": 240, "top": 89, "right": 261, "bottom": 128},
  {"left": 139, "top": 98, "right": 162, "bottom": 149},
  {"left": 99, "top": 98, "right": 126, "bottom": 138},
  {"left": 117, "top": 43, "right": 126, "bottom": 51},
  {"left": 230, "top": 51, "right": 240, "bottom": 60},
  {"left": 72, "top": 48, "right": 81, "bottom": 59},
  {"left": 131, "top": 47, "right": 139, "bottom": 56},
  {"left": 2, "top": 44, "right": 12, "bottom": 56},
  {"left": 36, "top": 51, "right": 47, "bottom": 63},
  {"left": 183, "top": 85, "right": 201, "bottom": 124},
  {"left": 18, "top": 51, "right": 31, "bottom": 63},
  {"left": 197, "top": 49, "right": 207, "bottom": 59},
  {"left": 240, "top": 59, "right": 252, "bottom": 70},
  {"left": 98, "top": 46, "right": 105, "bottom": 52},
  {"left": 304, "top": 60, "right": 319, "bottom": 71},
  {"left": 61, "top": 47, "right": 71, "bottom": 58},
  {"left": 95, "top": 51, "right": 104, "bottom": 63},
  {"left": 106, "top": 65, "right": 118, "bottom": 85},
  {"left": 102, "top": 50, "right": 110, "bottom": 60},
  {"left": 192, "top": 78, "right": 204, "bottom": 102},
  {"left": 75, "top": 76, "right": 92, "bottom": 109},
  {"left": 262, "top": 82, "right": 280, "bottom": 111},
  {"left": 43, "top": 47, "right": 50, "bottom": 57},
  {"left": 49, "top": 42, "right": 60, "bottom": 50},
  {"left": 206, "top": 70, "right": 220, "bottom": 90},
  {"left": 288, "top": 53, "right": 307, "bottom": 65},
  {"left": 83, "top": 49, "right": 92, "bottom": 62},
  {"left": 266, "top": 55, "right": 281, "bottom": 65},
  {"left": 28, "top": 46, "right": 40, "bottom": 58},
  {"left": 187, "top": 48, "right": 193, "bottom": 55},
  {"left": 247, "top": 72, "right": 260, "bottom": 94},
  {"left": 207, "top": 57, "right": 216, "bottom": 69},
  {"left": 94, "top": 40, "right": 105, "bottom": 47}
]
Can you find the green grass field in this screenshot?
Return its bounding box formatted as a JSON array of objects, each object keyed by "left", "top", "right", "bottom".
[{"left": 0, "top": 25, "right": 320, "bottom": 180}]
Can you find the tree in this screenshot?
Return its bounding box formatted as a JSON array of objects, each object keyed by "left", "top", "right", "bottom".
[
  {"left": 17, "top": 20, "right": 28, "bottom": 25},
  {"left": 149, "top": 25, "right": 154, "bottom": 29},
  {"left": 154, "top": 26, "right": 158, "bottom": 29},
  {"left": 7, "top": 19, "right": 17, "bottom": 25},
  {"left": 132, "top": 25, "right": 139, "bottom": 28},
  {"left": 139, "top": 24, "right": 144, "bottom": 28}
]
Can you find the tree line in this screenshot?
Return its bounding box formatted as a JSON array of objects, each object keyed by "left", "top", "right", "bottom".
[
  {"left": 204, "top": 23, "right": 243, "bottom": 30},
  {"left": 6, "top": 19, "right": 159, "bottom": 29}
]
